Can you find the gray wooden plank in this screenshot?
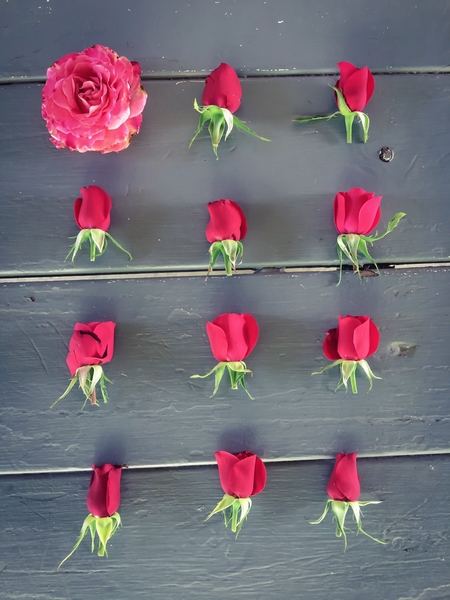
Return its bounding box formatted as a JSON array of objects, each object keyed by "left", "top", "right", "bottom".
[
  {"left": 1, "top": 267, "right": 449, "bottom": 472},
  {"left": 0, "top": 455, "right": 449, "bottom": 599},
  {"left": 1, "top": 0, "right": 450, "bottom": 80},
  {"left": 1, "top": 75, "right": 449, "bottom": 277}
]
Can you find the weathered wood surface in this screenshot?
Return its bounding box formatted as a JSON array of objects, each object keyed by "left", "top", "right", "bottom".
[
  {"left": 1, "top": 267, "right": 449, "bottom": 472},
  {"left": 1, "top": 75, "right": 450, "bottom": 277},
  {"left": 1, "top": 0, "right": 450, "bottom": 80},
  {"left": 1, "top": 455, "right": 449, "bottom": 599}
]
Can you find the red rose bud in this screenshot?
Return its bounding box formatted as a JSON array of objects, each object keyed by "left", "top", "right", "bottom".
[
  {"left": 206, "top": 199, "right": 248, "bottom": 276},
  {"left": 202, "top": 63, "right": 242, "bottom": 114},
  {"left": 191, "top": 313, "right": 259, "bottom": 398},
  {"left": 335, "top": 62, "right": 375, "bottom": 113},
  {"left": 190, "top": 62, "right": 269, "bottom": 158},
  {"left": 67, "top": 186, "right": 132, "bottom": 263},
  {"left": 295, "top": 61, "right": 375, "bottom": 143},
  {"left": 87, "top": 464, "right": 122, "bottom": 517},
  {"left": 42, "top": 44, "right": 147, "bottom": 153},
  {"left": 313, "top": 315, "right": 381, "bottom": 393},
  {"left": 309, "top": 453, "right": 387, "bottom": 550},
  {"left": 326, "top": 453, "right": 360, "bottom": 502},
  {"left": 333, "top": 188, "right": 406, "bottom": 283},
  {"left": 59, "top": 464, "right": 122, "bottom": 568},
  {"left": 52, "top": 321, "right": 116, "bottom": 409},
  {"left": 206, "top": 451, "right": 266, "bottom": 536}
]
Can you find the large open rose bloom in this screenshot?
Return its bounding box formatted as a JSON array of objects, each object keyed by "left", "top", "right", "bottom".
[{"left": 42, "top": 44, "right": 147, "bottom": 153}]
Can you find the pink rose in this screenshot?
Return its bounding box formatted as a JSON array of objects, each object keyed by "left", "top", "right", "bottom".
[{"left": 42, "top": 44, "right": 147, "bottom": 153}]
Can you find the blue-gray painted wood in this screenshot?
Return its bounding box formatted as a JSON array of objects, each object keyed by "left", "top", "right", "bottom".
[
  {"left": 1, "top": 0, "right": 450, "bottom": 80},
  {"left": 1, "top": 267, "right": 449, "bottom": 472},
  {"left": 1, "top": 455, "right": 449, "bottom": 599},
  {"left": 1, "top": 75, "right": 449, "bottom": 277}
]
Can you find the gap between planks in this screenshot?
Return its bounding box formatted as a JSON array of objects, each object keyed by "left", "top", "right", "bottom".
[
  {"left": 2, "top": 448, "right": 450, "bottom": 478},
  {"left": 1, "top": 68, "right": 450, "bottom": 86},
  {"left": 1, "top": 262, "right": 449, "bottom": 285}
]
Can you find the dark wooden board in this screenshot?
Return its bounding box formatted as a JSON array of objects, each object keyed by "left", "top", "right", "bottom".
[
  {"left": 1, "top": 455, "right": 449, "bottom": 599},
  {"left": 1, "top": 267, "right": 449, "bottom": 472},
  {"left": 1, "top": 75, "right": 450, "bottom": 277},
  {"left": 1, "top": 0, "right": 450, "bottom": 80}
]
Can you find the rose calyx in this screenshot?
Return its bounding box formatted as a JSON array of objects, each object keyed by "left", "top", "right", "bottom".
[
  {"left": 206, "top": 493, "right": 252, "bottom": 537},
  {"left": 66, "top": 228, "right": 132, "bottom": 263},
  {"left": 312, "top": 358, "right": 381, "bottom": 394},
  {"left": 309, "top": 499, "right": 386, "bottom": 550},
  {"left": 52, "top": 364, "right": 112, "bottom": 409},
  {"left": 208, "top": 239, "right": 244, "bottom": 276},
  {"left": 191, "top": 360, "right": 254, "bottom": 399},
  {"left": 190, "top": 99, "right": 269, "bottom": 159},
  {"left": 58, "top": 512, "right": 121, "bottom": 569}
]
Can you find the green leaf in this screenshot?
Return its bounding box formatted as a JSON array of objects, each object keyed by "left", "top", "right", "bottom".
[
  {"left": 189, "top": 105, "right": 215, "bottom": 148},
  {"left": 205, "top": 494, "right": 236, "bottom": 521},
  {"left": 357, "top": 238, "right": 379, "bottom": 274},
  {"left": 105, "top": 233, "right": 132, "bottom": 260},
  {"left": 212, "top": 364, "right": 227, "bottom": 397},
  {"left": 337, "top": 234, "right": 361, "bottom": 274},
  {"left": 222, "top": 239, "right": 240, "bottom": 268},
  {"left": 58, "top": 514, "right": 96, "bottom": 569},
  {"left": 191, "top": 362, "right": 227, "bottom": 380},
  {"left": 344, "top": 113, "right": 356, "bottom": 144},
  {"left": 232, "top": 115, "right": 270, "bottom": 142}
]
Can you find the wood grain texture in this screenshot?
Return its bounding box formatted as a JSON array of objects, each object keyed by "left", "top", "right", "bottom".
[
  {"left": 1, "top": 0, "right": 450, "bottom": 80},
  {"left": 1, "top": 455, "right": 449, "bottom": 599},
  {"left": 1, "top": 75, "right": 450, "bottom": 277},
  {"left": 1, "top": 267, "right": 449, "bottom": 472}
]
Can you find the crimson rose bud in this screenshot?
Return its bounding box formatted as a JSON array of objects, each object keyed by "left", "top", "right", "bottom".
[
  {"left": 206, "top": 313, "right": 259, "bottom": 362},
  {"left": 327, "top": 453, "right": 360, "bottom": 502},
  {"left": 202, "top": 63, "right": 242, "bottom": 114},
  {"left": 215, "top": 451, "right": 267, "bottom": 498},
  {"left": 66, "top": 321, "right": 116, "bottom": 376},
  {"left": 323, "top": 315, "right": 380, "bottom": 362},
  {"left": 206, "top": 199, "right": 248, "bottom": 243},
  {"left": 334, "top": 187, "right": 382, "bottom": 235},
  {"left": 87, "top": 464, "right": 122, "bottom": 518},
  {"left": 336, "top": 62, "right": 375, "bottom": 112},
  {"left": 74, "top": 186, "right": 112, "bottom": 231}
]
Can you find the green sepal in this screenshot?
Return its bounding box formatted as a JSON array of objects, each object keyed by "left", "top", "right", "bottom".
[
  {"left": 51, "top": 365, "right": 112, "bottom": 409},
  {"left": 232, "top": 115, "right": 270, "bottom": 142},
  {"left": 331, "top": 87, "right": 370, "bottom": 143},
  {"left": 349, "top": 501, "right": 388, "bottom": 545},
  {"left": 207, "top": 240, "right": 244, "bottom": 276},
  {"left": 206, "top": 494, "right": 252, "bottom": 538},
  {"left": 310, "top": 500, "right": 387, "bottom": 550},
  {"left": 312, "top": 359, "right": 380, "bottom": 394},
  {"left": 191, "top": 361, "right": 253, "bottom": 398},
  {"left": 190, "top": 101, "right": 269, "bottom": 159},
  {"left": 57, "top": 512, "right": 121, "bottom": 569},
  {"left": 294, "top": 112, "right": 340, "bottom": 123},
  {"left": 65, "top": 229, "right": 131, "bottom": 263},
  {"left": 363, "top": 212, "right": 407, "bottom": 243}
]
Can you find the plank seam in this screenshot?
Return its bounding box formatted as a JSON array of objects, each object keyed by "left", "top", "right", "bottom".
[
  {"left": 2, "top": 448, "right": 450, "bottom": 477},
  {"left": 1, "top": 69, "right": 450, "bottom": 86},
  {"left": 0, "top": 262, "right": 449, "bottom": 284}
]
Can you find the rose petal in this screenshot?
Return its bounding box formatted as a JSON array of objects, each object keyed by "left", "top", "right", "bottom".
[
  {"left": 323, "top": 328, "right": 340, "bottom": 360},
  {"left": 206, "top": 322, "right": 229, "bottom": 362},
  {"left": 215, "top": 451, "right": 240, "bottom": 496}
]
